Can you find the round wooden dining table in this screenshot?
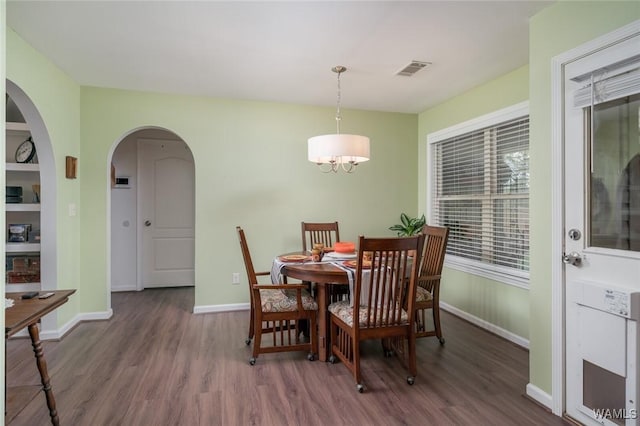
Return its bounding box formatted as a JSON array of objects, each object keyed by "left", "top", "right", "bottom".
[{"left": 280, "top": 260, "right": 350, "bottom": 362}]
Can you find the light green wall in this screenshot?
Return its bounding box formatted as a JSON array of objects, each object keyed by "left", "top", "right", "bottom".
[
  {"left": 5, "top": 28, "right": 82, "bottom": 324},
  {"left": 528, "top": 1, "right": 639, "bottom": 395},
  {"left": 6, "top": 0, "right": 639, "bottom": 407},
  {"left": 418, "top": 65, "right": 530, "bottom": 339},
  {"left": 5, "top": 26, "right": 417, "bottom": 318},
  {"left": 5, "top": 28, "right": 417, "bottom": 316},
  {"left": 80, "top": 88, "right": 417, "bottom": 310}
]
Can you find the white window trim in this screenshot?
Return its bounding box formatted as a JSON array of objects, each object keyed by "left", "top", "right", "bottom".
[{"left": 427, "top": 101, "right": 530, "bottom": 289}]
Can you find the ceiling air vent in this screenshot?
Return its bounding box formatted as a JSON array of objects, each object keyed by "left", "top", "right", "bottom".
[{"left": 396, "top": 61, "right": 431, "bottom": 77}]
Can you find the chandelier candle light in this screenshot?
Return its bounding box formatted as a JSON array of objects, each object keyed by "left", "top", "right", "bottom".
[{"left": 308, "top": 66, "right": 370, "bottom": 173}]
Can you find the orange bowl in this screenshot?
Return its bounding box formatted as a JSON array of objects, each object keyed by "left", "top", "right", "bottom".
[{"left": 334, "top": 241, "right": 355, "bottom": 253}]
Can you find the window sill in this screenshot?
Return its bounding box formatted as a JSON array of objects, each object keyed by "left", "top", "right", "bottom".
[{"left": 444, "top": 255, "right": 529, "bottom": 290}]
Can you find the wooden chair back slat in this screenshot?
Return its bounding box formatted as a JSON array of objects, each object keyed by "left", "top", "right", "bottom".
[
  {"left": 301, "top": 221, "right": 340, "bottom": 252},
  {"left": 417, "top": 225, "right": 449, "bottom": 292},
  {"left": 353, "top": 235, "right": 424, "bottom": 330}
]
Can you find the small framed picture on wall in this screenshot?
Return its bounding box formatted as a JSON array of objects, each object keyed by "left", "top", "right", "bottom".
[{"left": 66, "top": 156, "right": 77, "bottom": 179}]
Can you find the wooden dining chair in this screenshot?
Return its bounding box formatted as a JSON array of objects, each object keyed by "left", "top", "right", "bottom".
[
  {"left": 237, "top": 226, "right": 318, "bottom": 364},
  {"left": 301, "top": 221, "right": 347, "bottom": 302},
  {"left": 301, "top": 221, "right": 340, "bottom": 252},
  {"left": 328, "top": 234, "right": 424, "bottom": 392},
  {"left": 415, "top": 224, "right": 449, "bottom": 343}
]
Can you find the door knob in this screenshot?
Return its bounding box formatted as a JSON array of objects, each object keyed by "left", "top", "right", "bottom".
[
  {"left": 144, "top": 220, "right": 151, "bottom": 227},
  {"left": 562, "top": 252, "right": 582, "bottom": 266}
]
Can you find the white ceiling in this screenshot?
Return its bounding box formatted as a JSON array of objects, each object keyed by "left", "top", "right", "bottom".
[{"left": 6, "top": 1, "right": 554, "bottom": 114}]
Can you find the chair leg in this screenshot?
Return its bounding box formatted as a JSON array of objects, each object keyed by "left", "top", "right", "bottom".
[
  {"left": 353, "top": 336, "right": 363, "bottom": 392},
  {"left": 298, "top": 319, "right": 309, "bottom": 340},
  {"left": 406, "top": 334, "right": 417, "bottom": 385},
  {"left": 415, "top": 307, "right": 429, "bottom": 339},
  {"left": 246, "top": 305, "right": 255, "bottom": 345},
  {"left": 381, "top": 338, "right": 394, "bottom": 357},
  {"left": 329, "top": 317, "right": 363, "bottom": 391},
  {"left": 250, "top": 316, "right": 262, "bottom": 365},
  {"left": 308, "top": 313, "right": 318, "bottom": 360},
  {"left": 329, "top": 317, "right": 338, "bottom": 364},
  {"left": 415, "top": 309, "right": 425, "bottom": 332},
  {"left": 433, "top": 305, "right": 444, "bottom": 344}
]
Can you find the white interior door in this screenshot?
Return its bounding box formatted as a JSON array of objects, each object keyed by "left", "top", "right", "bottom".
[
  {"left": 564, "top": 33, "right": 640, "bottom": 425},
  {"left": 138, "top": 139, "right": 195, "bottom": 288}
]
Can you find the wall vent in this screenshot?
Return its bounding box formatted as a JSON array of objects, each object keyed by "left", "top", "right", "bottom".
[{"left": 396, "top": 61, "right": 431, "bottom": 77}]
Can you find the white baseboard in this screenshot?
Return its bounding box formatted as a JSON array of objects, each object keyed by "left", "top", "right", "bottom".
[
  {"left": 111, "top": 285, "right": 137, "bottom": 292},
  {"left": 76, "top": 310, "right": 114, "bottom": 322},
  {"left": 440, "top": 302, "right": 529, "bottom": 349},
  {"left": 526, "top": 383, "right": 553, "bottom": 411},
  {"left": 40, "top": 309, "right": 113, "bottom": 340},
  {"left": 193, "top": 302, "right": 250, "bottom": 314}
]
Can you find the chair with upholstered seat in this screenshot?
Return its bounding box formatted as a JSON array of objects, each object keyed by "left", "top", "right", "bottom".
[
  {"left": 301, "top": 221, "right": 340, "bottom": 252},
  {"left": 328, "top": 234, "right": 424, "bottom": 392},
  {"left": 415, "top": 224, "right": 449, "bottom": 343},
  {"left": 237, "top": 226, "right": 318, "bottom": 364}
]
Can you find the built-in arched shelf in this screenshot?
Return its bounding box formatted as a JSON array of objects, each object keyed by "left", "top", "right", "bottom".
[{"left": 6, "top": 80, "right": 58, "bottom": 335}]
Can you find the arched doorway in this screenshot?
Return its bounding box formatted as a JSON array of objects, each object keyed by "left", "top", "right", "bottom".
[{"left": 108, "top": 127, "right": 195, "bottom": 302}]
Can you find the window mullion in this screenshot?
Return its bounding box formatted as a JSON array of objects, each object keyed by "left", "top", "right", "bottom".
[{"left": 481, "top": 129, "right": 495, "bottom": 264}]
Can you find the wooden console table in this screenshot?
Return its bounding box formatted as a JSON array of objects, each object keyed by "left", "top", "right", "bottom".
[{"left": 5, "top": 290, "right": 76, "bottom": 426}]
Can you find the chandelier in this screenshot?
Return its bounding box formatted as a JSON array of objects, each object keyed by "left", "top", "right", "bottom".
[{"left": 307, "top": 66, "right": 370, "bottom": 173}]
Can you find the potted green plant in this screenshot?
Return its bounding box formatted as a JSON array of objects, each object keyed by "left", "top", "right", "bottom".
[{"left": 389, "top": 213, "right": 426, "bottom": 236}]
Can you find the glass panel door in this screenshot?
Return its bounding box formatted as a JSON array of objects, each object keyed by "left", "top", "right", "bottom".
[{"left": 590, "top": 93, "right": 640, "bottom": 251}]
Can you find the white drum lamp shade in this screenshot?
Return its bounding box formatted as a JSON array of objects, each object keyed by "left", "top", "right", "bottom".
[{"left": 308, "top": 134, "right": 370, "bottom": 165}]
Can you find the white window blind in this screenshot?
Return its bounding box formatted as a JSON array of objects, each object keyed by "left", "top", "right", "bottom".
[
  {"left": 431, "top": 112, "right": 530, "bottom": 286},
  {"left": 572, "top": 54, "right": 640, "bottom": 108}
]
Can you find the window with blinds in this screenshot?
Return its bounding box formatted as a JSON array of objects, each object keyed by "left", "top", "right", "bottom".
[
  {"left": 572, "top": 53, "right": 640, "bottom": 108},
  {"left": 429, "top": 103, "right": 529, "bottom": 287}
]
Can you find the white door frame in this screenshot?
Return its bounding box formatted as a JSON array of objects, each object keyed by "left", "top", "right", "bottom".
[{"left": 550, "top": 20, "right": 640, "bottom": 416}]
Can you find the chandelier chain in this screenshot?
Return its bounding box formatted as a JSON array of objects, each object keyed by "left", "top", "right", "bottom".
[{"left": 335, "top": 69, "right": 342, "bottom": 134}]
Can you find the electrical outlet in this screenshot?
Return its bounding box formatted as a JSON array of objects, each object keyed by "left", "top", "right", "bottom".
[{"left": 232, "top": 272, "right": 240, "bottom": 284}]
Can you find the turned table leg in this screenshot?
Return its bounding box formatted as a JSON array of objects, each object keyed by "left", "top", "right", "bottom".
[{"left": 27, "top": 323, "right": 59, "bottom": 426}]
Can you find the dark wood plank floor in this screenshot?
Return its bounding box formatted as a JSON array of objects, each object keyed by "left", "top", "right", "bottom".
[{"left": 6, "top": 287, "right": 567, "bottom": 425}]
